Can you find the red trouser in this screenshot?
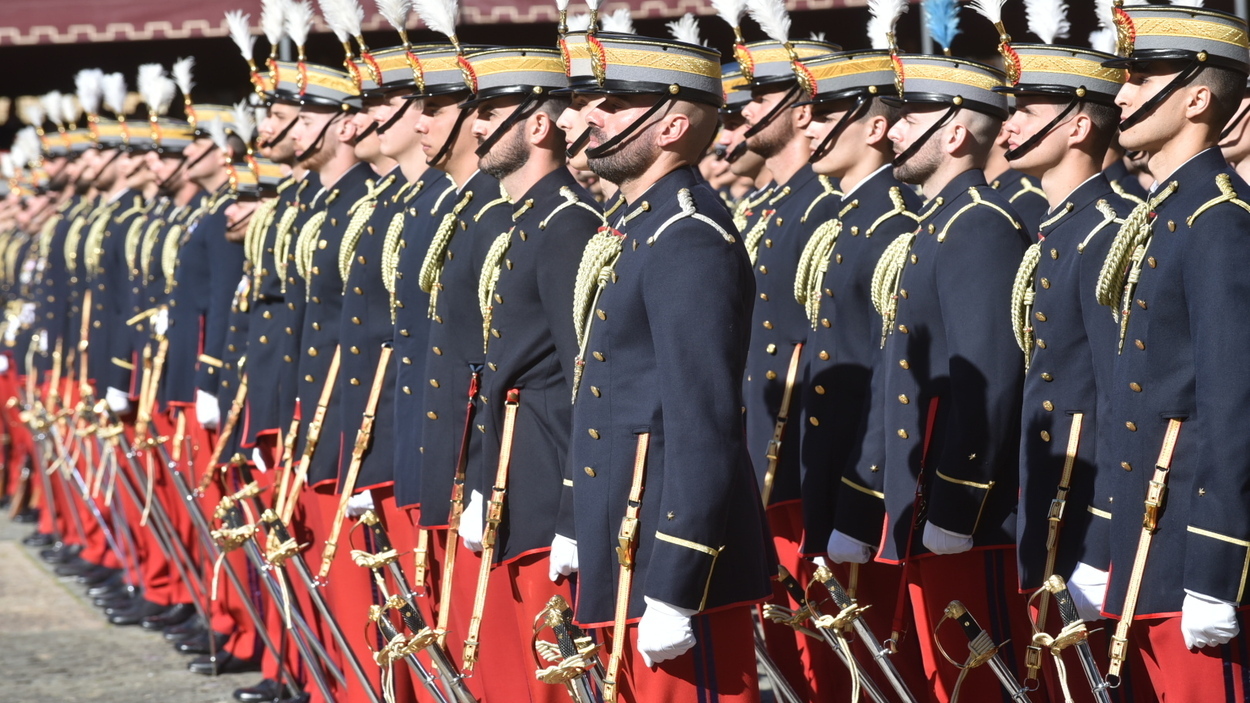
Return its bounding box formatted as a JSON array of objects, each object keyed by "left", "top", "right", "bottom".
[
  {"left": 1029, "top": 600, "right": 1156, "bottom": 703},
  {"left": 759, "top": 501, "right": 848, "bottom": 701},
  {"left": 903, "top": 548, "right": 1035, "bottom": 703},
  {"left": 427, "top": 528, "right": 489, "bottom": 703},
  {"left": 1123, "top": 613, "right": 1246, "bottom": 703},
  {"left": 600, "top": 604, "right": 761, "bottom": 703}
]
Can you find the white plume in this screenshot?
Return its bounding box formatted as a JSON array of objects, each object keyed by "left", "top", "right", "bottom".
[
  {"left": 340, "top": 0, "right": 365, "bottom": 37},
  {"left": 1089, "top": 26, "right": 1115, "bottom": 54},
  {"left": 585, "top": 0, "right": 601, "bottom": 12},
  {"left": 1094, "top": 0, "right": 1114, "bottom": 27},
  {"left": 61, "top": 94, "right": 81, "bottom": 126},
  {"left": 666, "top": 13, "right": 705, "bottom": 45},
  {"left": 286, "top": 0, "right": 315, "bottom": 47},
  {"left": 810, "top": 31, "right": 827, "bottom": 41},
  {"left": 711, "top": 0, "right": 748, "bottom": 29},
  {"left": 1170, "top": 0, "right": 1204, "bottom": 6},
  {"left": 1024, "top": 0, "right": 1069, "bottom": 44},
  {"left": 173, "top": 57, "right": 195, "bottom": 97},
  {"left": 413, "top": 0, "right": 459, "bottom": 39},
  {"left": 968, "top": 0, "right": 1006, "bottom": 26},
  {"left": 261, "top": 0, "right": 287, "bottom": 46},
  {"left": 150, "top": 77, "right": 178, "bottom": 117},
  {"left": 556, "top": 0, "right": 569, "bottom": 10},
  {"left": 600, "top": 8, "right": 634, "bottom": 33},
  {"left": 75, "top": 69, "right": 104, "bottom": 116},
  {"left": 318, "top": 0, "right": 350, "bottom": 42},
  {"left": 21, "top": 101, "right": 45, "bottom": 128},
  {"left": 747, "top": 0, "right": 791, "bottom": 45},
  {"left": 101, "top": 72, "right": 128, "bottom": 117},
  {"left": 225, "top": 10, "right": 257, "bottom": 61},
  {"left": 566, "top": 12, "right": 591, "bottom": 31},
  {"left": 375, "top": 0, "right": 411, "bottom": 30},
  {"left": 18, "top": 127, "right": 42, "bottom": 157},
  {"left": 1, "top": 153, "right": 14, "bottom": 180},
  {"left": 232, "top": 100, "right": 256, "bottom": 145},
  {"left": 867, "top": 0, "right": 908, "bottom": 50},
  {"left": 41, "top": 92, "right": 64, "bottom": 126},
  {"left": 207, "top": 117, "right": 231, "bottom": 152},
  {"left": 137, "top": 63, "right": 166, "bottom": 110}
]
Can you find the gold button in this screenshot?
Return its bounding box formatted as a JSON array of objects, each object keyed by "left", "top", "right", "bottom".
[
  {"left": 308, "top": 347, "right": 318, "bottom": 357},
  {"left": 897, "top": 429, "right": 909, "bottom": 439},
  {"left": 353, "top": 286, "right": 362, "bottom": 295},
  {"left": 900, "top": 289, "right": 908, "bottom": 299},
  {"left": 584, "top": 467, "right": 596, "bottom": 477},
  {"left": 1126, "top": 421, "right": 1137, "bottom": 431},
  {"left": 763, "top": 321, "right": 773, "bottom": 329},
  {"left": 591, "top": 386, "right": 601, "bottom": 397},
  {"left": 809, "top": 417, "right": 820, "bottom": 426},
  {"left": 262, "top": 310, "right": 272, "bottom": 319},
  {"left": 819, "top": 351, "right": 830, "bottom": 360},
  {"left": 488, "top": 362, "right": 497, "bottom": 371},
  {"left": 1167, "top": 220, "right": 1176, "bottom": 232},
  {"left": 592, "top": 351, "right": 605, "bottom": 361},
  {"left": 765, "top": 370, "right": 777, "bottom": 380},
  {"left": 1041, "top": 373, "right": 1053, "bottom": 382},
  {"left": 402, "top": 357, "right": 412, "bottom": 365},
  {"left": 899, "top": 359, "right": 910, "bottom": 369},
  {"left": 1036, "top": 339, "right": 1047, "bottom": 349},
  {"left": 312, "top": 322, "right": 320, "bottom": 330},
  {"left": 491, "top": 329, "right": 501, "bottom": 338},
  {"left": 495, "top": 294, "right": 503, "bottom": 304},
  {"left": 765, "top": 239, "right": 772, "bottom": 248},
  {"left": 352, "top": 316, "right": 361, "bottom": 324},
  {"left": 227, "top": 344, "right": 236, "bottom": 353},
  {"left": 1043, "top": 401, "right": 1054, "bottom": 411},
  {"left": 898, "top": 324, "right": 908, "bottom": 334},
  {"left": 284, "top": 355, "right": 292, "bottom": 362},
  {"left": 1035, "top": 312, "right": 1046, "bottom": 322},
  {"left": 285, "top": 327, "right": 293, "bottom": 335},
  {"left": 765, "top": 344, "right": 776, "bottom": 354},
  {"left": 597, "top": 309, "right": 606, "bottom": 320},
  {"left": 1130, "top": 382, "right": 1142, "bottom": 392},
  {"left": 760, "top": 293, "right": 769, "bottom": 301},
  {"left": 427, "top": 411, "right": 437, "bottom": 419},
  {"left": 1147, "top": 257, "right": 1156, "bottom": 268},
  {"left": 260, "top": 335, "right": 269, "bottom": 344},
  {"left": 910, "top": 254, "right": 918, "bottom": 264},
  {"left": 898, "top": 394, "right": 909, "bottom": 405},
  {"left": 1137, "top": 299, "right": 1147, "bottom": 310},
  {"left": 1050, "top": 248, "right": 1058, "bottom": 260},
  {"left": 1041, "top": 278, "right": 1050, "bottom": 289},
  {"left": 350, "top": 346, "right": 360, "bottom": 354},
  {"left": 403, "top": 386, "right": 411, "bottom": 394},
  {"left": 433, "top": 347, "right": 442, "bottom": 356},
  {"left": 821, "top": 319, "right": 831, "bottom": 328},
  {"left": 588, "top": 429, "right": 600, "bottom": 439},
  {"left": 430, "top": 379, "right": 440, "bottom": 388},
  {"left": 1135, "top": 339, "right": 1145, "bottom": 350},
  {"left": 814, "top": 385, "right": 825, "bottom": 395},
  {"left": 1040, "top": 431, "right": 1051, "bottom": 442},
  {"left": 835, "top": 254, "right": 843, "bottom": 264},
  {"left": 350, "top": 378, "right": 360, "bottom": 386},
  {"left": 305, "top": 375, "right": 314, "bottom": 382},
  {"left": 358, "top": 255, "right": 366, "bottom": 264},
  {"left": 1122, "top": 461, "right": 1132, "bottom": 472},
  {"left": 759, "top": 266, "right": 768, "bottom": 274}
]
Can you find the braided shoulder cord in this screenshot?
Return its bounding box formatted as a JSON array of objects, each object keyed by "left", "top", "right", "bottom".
[
  {"left": 1010, "top": 243, "right": 1042, "bottom": 367},
  {"left": 37, "top": 213, "right": 61, "bottom": 262},
  {"left": 381, "top": 211, "right": 406, "bottom": 323},
  {"left": 801, "top": 176, "right": 842, "bottom": 224},
  {"left": 83, "top": 202, "right": 121, "bottom": 278},
  {"left": 793, "top": 218, "right": 841, "bottom": 329},
  {"left": 742, "top": 210, "right": 773, "bottom": 265},
  {"left": 294, "top": 210, "right": 328, "bottom": 296},
  {"left": 122, "top": 215, "right": 148, "bottom": 280},
  {"left": 272, "top": 202, "right": 301, "bottom": 295},
  {"left": 865, "top": 187, "right": 921, "bottom": 237},
  {"left": 63, "top": 213, "right": 90, "bottom": 275},
  {"left": 571, "top": 230, "right": 625, "bottom": 402},
  {"left": 161, "top": 224, "right": 185, "bottom": 295},
  {"left": 477, "top": 229, "right": 514, "bottom": 353},
  {"left": 139, "top": 219, "right": 166, "bottom": 282},
  {"left": 418, "top": 192, "right": 474, "bottom": 319},
  {"left": 1095, "top": 182, "right": 1177, "bottom": 313},
  {"left": 338, "top": 199, "right": 378, "bottom": 287},
  {"left": 870, "top": 231, "right": 916, "bottom": 347}
]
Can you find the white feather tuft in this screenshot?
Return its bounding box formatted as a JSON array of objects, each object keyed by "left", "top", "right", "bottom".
[
  {"left": 225, "top": 10, "right": 257, "bottom": 61},
  {"left": 711, "top": 0, "right": 748, "bottom": 29},
  {"left": 41, "top": 92, "right": 64, "bottom": 126},
  {"left": 810, "top": 31, "right": 826, "bottom": 41},
  {"left": 286, "top": 0, "right": 315, "bottom": 47},
  {"left": 747, "top": 0, "right": 791, "bottom": 45},
  {"left": 232, "top": 101, "right": 256, "bottom": 146},
  {"left": 137, "top": 64, "right": 166, "bottom": 111},
  {"left": 1024, "top": 0, "right": 1069, "bottom": 44},
  {"left": 555, "top": 0, "right": 569, "bottom": 11},
  {"left": 144, "top": 76, "right": 177, "bottom": 117},
  {"left": 62, "top": 94, "right": 82, "bottom": 125},
  {"left": 1093, "top": 0, "right": 1114, "bottom": 27},
  {"left": 666, "top": 13, "right": 705, "bottom": 45},
  {"left": 413, "top": 0, "right": 459, "bottom": 39},
  {"left": 339, "top": 0, "right": 366, "bottom": 37},
  {"left": 600, "top": 8, "right": 634, "bottom": 33},
  {"left": 207, "top": 117, "right": 230, "bottom": 153},
  {"left": 261, "top": 0, "right": 287, "bottom": 46},
  {"left": 867, "top": 0, "right": 908, "bottom": 50},
  {"left": 101, "top": 73, "right": 128, "bottom": 117},
  {"left": 318, "top": 0, "right": 351, "bottom": 42},
  {"left": 566, "top": 12, "right": 591, "bottom": 31},
  {"left": 1089, "top": 26, "right": 1115, "bottom": 54},
  {"left": 585, "top": 0, "right": 601, "bottom": 12},
  {"left": 21, "top": 101, "right": 45, "bottom": 128},
  {"left": 967, "top": 0, "right": 1006, "bottom": 26},
  {"left": 75, "top": 69, "right": 104, "bottom": 116},
  {"left": 1, "top": 153, "right": 14, "bottom": 180},
  {"left": 1170, "top": 0, "right": 1204, "bottom": 6},
  {"left": 375, "top": 0, "right": 411, "bottom": 30},
  {"left": 173, "top": 57, "right": 195, "bottom": 97}
]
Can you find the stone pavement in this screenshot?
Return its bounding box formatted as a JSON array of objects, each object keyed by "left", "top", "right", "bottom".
[{"left": 0, "top": 515, "right": 249, "bottom": 703}]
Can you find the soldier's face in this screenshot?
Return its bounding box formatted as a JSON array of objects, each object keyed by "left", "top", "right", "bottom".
[
  {"left": 805, "top": 100, "right": 866, "bottom": 177},
  {"left": 414, "top": 94, "right": 469, "bottom": 168},
  {"left": 1220, "top": 92, "right": 1250, "bottom": 165},
  {"left": 259, "top": 103, "right": 300, "bottom": 162},
  {"left": 183, "top": 138, "right": 220, "bottom": 183},
  {"left": 350, "top": 106, "right": 384, "bottom": 164},
  {"left": 888, "top": 105, "right": 946, "bottom": 185},
  {"left": 224, "top": 200, "right": 258, "bottom": 243},
  {"left": 472, "top": 95, "right": 530, "bottom": 181},
  {"left": 292, "top": 109, "right": 339, "bottom": 169},
  {"left": 1003, "top": 96, "right": 1071, "bottom": 176},
  {"left": 742, "top": 86, "right": 796, "bottom": 159},
  {"left": 557, "top": 93, "right": 594, "bottom": 170},
  {"left": 1115, "top": 64, "right": 1188, "bottom": 154},
  {"left": 583, "top": 93, "right": 661, "bottom": 185},
  {"left": 375, "top": 92, "right": 422, "bottom": 159}
]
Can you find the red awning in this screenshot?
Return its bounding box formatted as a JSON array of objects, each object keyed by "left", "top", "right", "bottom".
[{"left": 0, "top": 0, "right": 870, "bottom": 45}]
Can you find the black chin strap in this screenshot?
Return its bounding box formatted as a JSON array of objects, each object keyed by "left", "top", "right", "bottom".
[
  {"left": 426, "top": 107, "right": 472, "bottom": 167},
  {"left": 357, "top": 120, "right": 379, "bottom": 141},
  {"left": 585, "top": 95, "right": 676, "bottom": 160},
  {"left": 1119, "top": 60, "right": 1204, "bottom": 133},
  {"left": 1220, "top": 98, "right": 1250, "bottom": 142},
  {"left": 809, "top": 95, "right": 869, "bottom": 164},
  {"left": 725, "top": 140, "right": 749, "bottom": 164},
  {"left": 227, "top": 212, "right": 252, "bottom": 234},
  {"left": 566, "top": 127, "right": 591, "bottom": 159},
  {"left": 1004, "top": 98, "right": 1082, "bottom": 162},
  {"left": 260, "top": 114, "right": 299, "bottom": 150},
  {"left": 475, "top": 92, "right": 544, "bottom": 158},
  {"left": 156, "top": 154, "right": 188, "bottom": 192},
  {"left": 892, "top": 105, "right": 959, "bottom": 168},
  {"left": 295, "top": 113, "right": 342, "bottom": 164},
  {"left": 743, "top": 84, "right": 801, "bottom": 139},
  {"left": 376, "top": 98, "right": 413, "bottom": 136}
]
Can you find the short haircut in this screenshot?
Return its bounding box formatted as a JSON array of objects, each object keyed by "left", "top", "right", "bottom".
[
  {"left": 958, "top": 109, "right": 1002, "bottom": 155},
  {"left": 1192, "top": 65, "right": 1246, "bottom": 129},
  {"left": 1077, "top": 100, "right": 1121, "bottom": 154},
  {"left": 865, "top": 95, "right": 902, "bottom": 124}
]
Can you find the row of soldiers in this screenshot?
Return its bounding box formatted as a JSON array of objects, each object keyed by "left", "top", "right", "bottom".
[{"left": 3, "top": 0, "right": 1250, "bottom": 701}]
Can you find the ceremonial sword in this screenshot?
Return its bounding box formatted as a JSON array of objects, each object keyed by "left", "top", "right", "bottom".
[
  {"left": 942, "top": 601, "right": 1032, "bottom": 703},
  {"left": 1041, "top": 575, "right": 1112, "bottom": 703}
]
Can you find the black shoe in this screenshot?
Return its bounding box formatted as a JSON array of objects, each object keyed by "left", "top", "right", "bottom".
[
  {"left": 53, "top": 557, "right": 97, "bottom": 577},
  {"left": 104, "top": 596, "right": 157, "bottom": 619},
  {"left": 163, "top": 616, "right": 205, "bottom": 641},
  {"left": 78, "top": 565, "right": 121, "bottom": 586},
  {"left": 40, "top": 543, "right": 79, "bottom": 563},
  {"left": 86, "top": 573, "right": 126, "bottom": 598},
  {"left": 188, "top": 651, "right": 261, "bottom": 676},
  {"left": 93, "top": 589, "right": 138, "bottom": 609},
  {"left": 141, "top": 602, "right": 195, "bottom": 631},
  {"left": 166, "top": 624, "right": 206, "bottom": 645},
  {"left": 12, "top": 508, "right": 38, "bottom": 523},
  {"left": 277, "top": 694, "right": 310, "bottom": 703},
  {"left": 233, "top": 678, "right": 281, "bottom": 702},
  {"left": 175, "top": 630, "right": 229, "bottom": 654},
  {"left": 22, "top": 532, "right": 56, "bottom": 547}
]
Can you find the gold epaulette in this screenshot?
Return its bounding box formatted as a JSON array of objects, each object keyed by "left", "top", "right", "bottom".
[
  {"left": 1010, "top": 242, "right": 1041, "bottom": 367},
  {"left": 800, "top": 175, "right": 842, "bottom": 224},
  {"left": 936, "top": 187, "right": 1019, "bottom": 243},
  {"left": 1187, "top": 173, "right": 1250, "bottom": 226},
  {"left": 539, "top": 186, "right": 605, "bottom": 230},
  {"left": 647, "top": 189, "right": 735, "bottom": 247},
  {"left": 419, "top": 191, "right": 474, "bottom": 319}
]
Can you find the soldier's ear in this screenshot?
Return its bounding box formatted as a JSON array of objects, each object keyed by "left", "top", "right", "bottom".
[
  {"left": 864, "top": 115, "right": 891, "bottom": 147},
  {"left": 655, "top": 111, "right": 691, "bottom": 149},
  {"left": 791, "top": 102, "right": 812, "bottom": 129},
  {"left": 1184, "top": 84, "right": 1215, "bottom": 124},
  {"left": 1069, "top": 113, "right": 1094, "bottom": 148}
]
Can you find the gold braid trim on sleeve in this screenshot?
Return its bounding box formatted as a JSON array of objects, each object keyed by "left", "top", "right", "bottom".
[
  {"left": 418, "top": 192, "right": 474, "bottom": 319},
  {"left": 1010, "top": 243, "right": 1042, "bottom": 368},
  {"left": 871, "top": 231, "right": 916, "bottom": 347},
  {"left": 477, "top": 229, "right": 514, "bottom": 353},
  {"left": 794, "top": 218, "right": 841, "bottom": 329},
  {"left": 571, "top": 230, "right": 624, "bottom": 402},
  {"left": 161, "top": 224, "right": 185, "bottom": 295}
]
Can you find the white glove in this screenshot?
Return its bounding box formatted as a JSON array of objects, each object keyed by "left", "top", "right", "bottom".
[
  {"left": 1068, "top": 562, "right": 1110, "bottom": 622},
  {"left": 548, "top": 534, "right": 579, "bottom": 582},
  {"left": 0, "top": 355, "right": 9, "bottom": 374},
  {"left": 251, "top": 447, "right": 268, "bottom": 473},
  {"left": 923, "top": 523, "right": 974, "bottom": 555},
  {"left": 152, "top": 307, "right": 169, "bottom": 336},
  {"left": 460, "top": 489, "right": 485, "bottom": 553},
  {"left": 1182, "top": 591, "right": 1240, "bottom": 650},
  {"left": 345, "top": 490, "right": 375, "bottom": 518},
  {"left": 37, "top": 330, "right": 48, "bottom": 353},
  {"left": 827, "top": 530, "right": 873, "bottom": 564},
  {"left": 19, "top": 302, "right": 35, "bottom": 326},
  {"left": 196, "top": 389, "right": 220, "bottom": 430},
  {"left": 105, "top": 387, "right": 131, "bottom": 414},
  {"left": 637, "top": 597, "right": 698, "bottom": 667}
]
